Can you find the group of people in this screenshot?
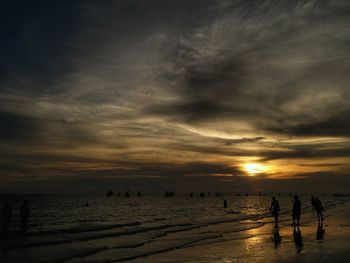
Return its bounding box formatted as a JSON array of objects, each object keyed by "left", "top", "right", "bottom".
[
  {"left": 269, "top": 196, "right": 324, "bottom": 227},
  {"left": 1, "top": 200, "right": 30, "bottom": 235}
]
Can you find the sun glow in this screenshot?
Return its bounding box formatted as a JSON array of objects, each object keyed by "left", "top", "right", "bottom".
[{"left": 243, "top": 163, "right": 266, "bottom": 175}]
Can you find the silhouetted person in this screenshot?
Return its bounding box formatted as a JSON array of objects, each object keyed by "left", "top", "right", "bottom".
[
  {"left": 293, "top": 226, "right": 303, "bottom": 253},
  {"left": 270, "top": 197, "right": 280, "bottom": 227},
  {"left": 292, "top": 195, "right": 301, "bottom": 226},
  {"left": 200, "top": 192, "right": 205, "bottom": 197},
  {"left": 316, "top": 220, "right": 325, "bottom": 240},
  {"left": 311, "top": 196, "right": 316, "bottom": 210},
  {"left": 271, "top": 226, "right": 281, "bottom": 248},
  {"left": 1, "top": 202, "right": 12, "bottom": 234},
  {"left": 20, "top": 200, "right": 31, "bottom": 233},
  {"left": 315, "top": 197, "right": 324, "bottom": 221},
  {"left": 165, "top": 191, "right": 174, "bottom": 197},
  {"left": 223, "top": 199, "right": 227, "bottom": 208},
  {"left": 137, "top": 191, "right": 142, "bottom": 197},
  {"left": 125, "top": 190, "right": 130, "bottom": 197}
]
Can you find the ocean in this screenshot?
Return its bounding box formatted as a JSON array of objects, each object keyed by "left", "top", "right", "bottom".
[{"left": 0, "top": 194, "right": 348, "bottom": 263}]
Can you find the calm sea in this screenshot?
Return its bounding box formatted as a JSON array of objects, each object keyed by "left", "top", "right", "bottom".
[{"left": 0, "top": 194, "right": 347, "bottom": 263}]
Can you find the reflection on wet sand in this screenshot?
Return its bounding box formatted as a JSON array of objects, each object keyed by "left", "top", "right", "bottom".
[
  {"left": 316, "top": 220, "right": 325, "bottom": 240},
  {"left": 293, "top": 226, "right": 303, "bottom": 253},
  {"left": 243, "top": 226, "right": 266, "bottom": 253},
  {"left": 271, "top": 226, "right": 281, "bottom": 248}
]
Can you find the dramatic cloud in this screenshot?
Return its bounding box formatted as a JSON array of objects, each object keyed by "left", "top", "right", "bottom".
[{"left": 1, "top": 0, "right": 349, "bottom": 193}]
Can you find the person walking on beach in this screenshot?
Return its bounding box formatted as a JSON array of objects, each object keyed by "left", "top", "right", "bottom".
[
  {"left": 292, "top": 195, "right": 301, "bottom": 226},
  {"left": 20, "top": 200, "right": 31, "bottom": 233},
  {"left": 315, "top": 197, "right": 324, "bottom": 221},
  {"left": 269, "top": 197, "right": 280, "bottom": 227},
  {"left": 1, "top": 202, "right": 12, "bottom": 234}
]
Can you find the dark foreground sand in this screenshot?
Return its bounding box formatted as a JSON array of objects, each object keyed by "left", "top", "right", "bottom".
[{"left": 125, "top": 202, "right": 350, "bottom": 263}]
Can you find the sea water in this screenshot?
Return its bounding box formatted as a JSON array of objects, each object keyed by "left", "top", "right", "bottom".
[{"left": 0, "top": 194, "right": 347, "bottom": 263}]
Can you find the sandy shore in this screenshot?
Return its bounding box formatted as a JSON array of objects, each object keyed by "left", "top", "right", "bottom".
[{"left": 125, "top": 201, "right": 350, "bottom": 263}]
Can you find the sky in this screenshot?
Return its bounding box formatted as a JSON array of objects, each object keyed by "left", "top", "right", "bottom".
[{"left": 1, "top": 0, "right": 350, "bottom": 194}]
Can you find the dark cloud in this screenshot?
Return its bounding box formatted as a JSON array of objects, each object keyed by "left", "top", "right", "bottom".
[
  {"left": 151, "top": 0, "right": 350, "bottom": 137},
  {"left": 1, "top": 1, "right": 82, "bottom": 94},
  {"left": 0, "top": 111, "right": 40, "bottom": 141},
  {"left": 285, "top": 110, "right": 350, "bottom": 137},
  {"left": 261, "top": 145, "right": 350, "bottom": 161}
]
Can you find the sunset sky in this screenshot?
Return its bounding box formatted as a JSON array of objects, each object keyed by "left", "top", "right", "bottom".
[{"left": 1, "top": 0, "right": 350, "bottom": 194}]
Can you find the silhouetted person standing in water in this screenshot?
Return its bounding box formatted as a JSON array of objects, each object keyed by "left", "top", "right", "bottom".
[
  {"left": 311, "top": 196, "right": 316, "bottom": 210},
  {"left": 20, "top": 200, "right": 31, "bottom": 233},
  {"left": 1, "top": 202, "right": 12, "bottom": 234},
  {"left": 292, "top": 195, "right": 301, "bottom": 226},
  {"left": 223, "top": 199, "right": 227, "bottom": 208},
  {"left": 315, "top": 197, "right": 324, "bottom": 221},
  {"left": 270, "top": 197, "right": 280, "bottom": 227}
]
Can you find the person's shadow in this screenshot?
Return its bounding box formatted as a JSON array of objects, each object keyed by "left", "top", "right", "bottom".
[
  {"left": 316, "top": 220, "right": 325, "bottom": 240},
  {"left": 271, "top": 226, "right": 281, "bottom": 248},
  {"left": 293, "top": 226, "right": 303, "bottom": 253}
]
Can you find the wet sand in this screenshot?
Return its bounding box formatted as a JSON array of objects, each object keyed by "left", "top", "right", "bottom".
[{"left": 125, "top": 201, "right": 350, "bottom": 263}]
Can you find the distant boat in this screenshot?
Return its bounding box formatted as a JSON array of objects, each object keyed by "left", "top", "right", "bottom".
[{"left": 106, "top": 190, "right": 114, "bottom": 197}]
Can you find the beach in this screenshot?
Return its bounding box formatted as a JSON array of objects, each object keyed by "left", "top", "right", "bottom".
[{"left": 0, "top": 195, "right": 349, "bottom": 263}]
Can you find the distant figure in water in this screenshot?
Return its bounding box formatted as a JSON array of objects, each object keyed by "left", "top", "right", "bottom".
[
  {"left": 292, "top": 195, "right": 301, "bottom": 226},
  {"left": 20, "top": 200, "right": 31, "bottom": 233},
  {"left": 1, "top": 202, "right": 12, "bottom": 234},
  {"left": 311, "top": 196, "right": 316, "bottom": 210},
  {"left": 293, "top": 226, "right": 303, "bottom": 253},
  {"left": 223, "top": 199, "right": 227, "bottom": 208},
  {"left": 314, "top": 197, "right": 324, "bottom": 221},
  {"left": 316, "top": 220, "right": 325, "bottom": 240},
  {"left": 269, "top": 197, "right": 280, "bottom": 227},
  {"left": 165, "top": 191, "right": 175, "bottom": 197},
  {"left": 137, "top": 191, "right": 142, "bottom": 197},
  {"left": 125, "top": 190, "right": 130, "bottom": 197},
  {"left": 106, "top": 190, "right": 114, "bottom": 197}
]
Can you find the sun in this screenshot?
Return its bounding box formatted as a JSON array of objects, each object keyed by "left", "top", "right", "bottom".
[{"left": 243, "top": 163, "right": 266, "bottom": 175}]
